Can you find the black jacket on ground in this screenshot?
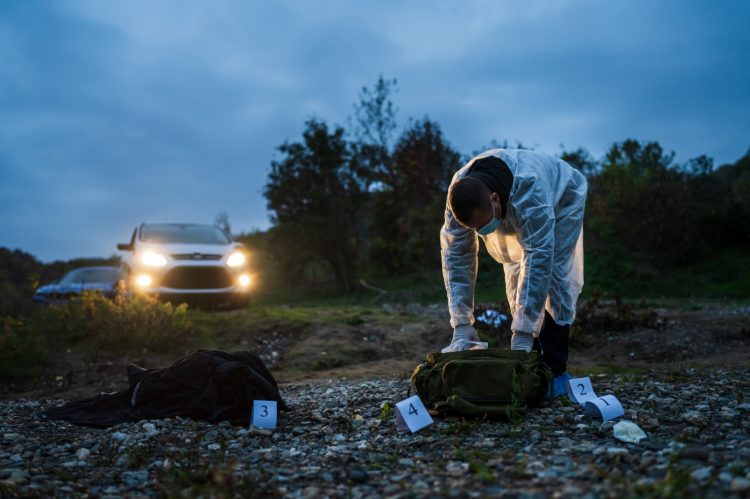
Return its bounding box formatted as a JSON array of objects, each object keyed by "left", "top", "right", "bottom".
[{"left": 41, "top": 350, "right": 286, "bottom": 428}]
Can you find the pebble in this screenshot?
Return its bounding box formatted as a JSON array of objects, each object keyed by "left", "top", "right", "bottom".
[
  {"left": 607, "top": 447, "right": 628, "bottom": 456},
  {"left": 731, "top": 477, "right": 750, "bottom": 492},
  {"left": 348, "top": 468, "right": 368, "bottom": 483},
  {"left": 679, "top": 447, "right": 709, "bottom": 461},
  {"left": 690, "top": 466, "right": 712, "bottom": 481},
  {"left": 0, "top": 369, "right": 747, "bottom": 497}
]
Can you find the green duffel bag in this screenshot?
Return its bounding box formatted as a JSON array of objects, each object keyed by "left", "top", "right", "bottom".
[{"left": 410, "top": 349, "right": 553, "bottom": 420}]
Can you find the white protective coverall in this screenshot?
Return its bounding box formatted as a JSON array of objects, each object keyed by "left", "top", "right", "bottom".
[{"left": 441, "top": 148, "right": 587, "bottom": 336}]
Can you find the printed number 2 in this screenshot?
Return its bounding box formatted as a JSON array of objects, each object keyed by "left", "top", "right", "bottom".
[
  {"left": 408, "top": 403, "right": 418, "bottom": 416},
  {"left": 578, "top": 384, "right": 586, "bottom": 396},
  {"left": 261, "top": 405, "right": 268, "bottom": 417}
]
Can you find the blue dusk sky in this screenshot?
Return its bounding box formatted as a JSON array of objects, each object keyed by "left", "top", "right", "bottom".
[{"left": 1, "top": 0, "right": 748, "bottom": 261}]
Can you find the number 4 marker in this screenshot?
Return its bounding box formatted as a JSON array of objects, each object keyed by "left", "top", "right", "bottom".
[{"left": 395, "top": 395, "right": 433, "bottom": 433}]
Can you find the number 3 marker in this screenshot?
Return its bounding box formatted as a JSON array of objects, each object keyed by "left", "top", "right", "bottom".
[{"left": 251, "top": 400, "right": 278, "bottom": 429}]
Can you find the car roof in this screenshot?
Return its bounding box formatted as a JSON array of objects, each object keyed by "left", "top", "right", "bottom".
[
  {"left": 67, "top": 266, "right": 121, "bottom": 272},
  {"left": 141, "top": 222, "right": 216, "bottom": 227}
]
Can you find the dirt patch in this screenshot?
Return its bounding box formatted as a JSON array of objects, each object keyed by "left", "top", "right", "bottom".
[
  {"left": 2, "top": 301, "right": 750, "bottom": 401},
  {"left": 576, "top": 303, "right": 750, "bottom": 369}
]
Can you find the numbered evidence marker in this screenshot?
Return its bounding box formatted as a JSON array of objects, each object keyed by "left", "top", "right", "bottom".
[
  {"left": 567, "top": 377, "right": 598, "bottom": 406},
  {"left": 567, "top": 377, "right": 625, "bottom": 422},
  {"left": 584, "top": 395, "right": 625, "bottom": 422},
  {"left": 395, "top": 395, "right": 433, "bottom": 433},
  {"left": 250, "top": 400, "right": 277, "bottom": 429}
]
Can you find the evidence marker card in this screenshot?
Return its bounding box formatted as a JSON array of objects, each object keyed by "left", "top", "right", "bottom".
[
  {"left": 251, "top": 400, "right": 278, "bottom": 429},
  {"left": 395, "top": 395, "right": 433, "bottom": 433},
  {"left": 585, "top": 395, "right": 625, "bottom": 422},
  {"left": 567, "top": 377, "right": 598, "bottom": 406}
]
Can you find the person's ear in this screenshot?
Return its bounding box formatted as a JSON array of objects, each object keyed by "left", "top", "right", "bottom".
[{"left": 491, "top": 192, "right": 500, "bottom": 204}]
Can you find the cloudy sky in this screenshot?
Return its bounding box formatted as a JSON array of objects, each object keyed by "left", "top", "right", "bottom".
[{"left": 1, "top": 0, "right": 748, "bottom": 261}]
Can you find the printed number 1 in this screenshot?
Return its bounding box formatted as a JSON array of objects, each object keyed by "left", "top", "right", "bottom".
[
  {"left": 261, "top": 405, "right": 268, "bottom": 417},
  {"left": 408, "top": 403, "right": 418, "bottom": 416},
  {"left": 602, "top": 398, "right": 610, "bottom": 406},
  {"left": 578, "top": 384, "right": 586, "bottom": 396}
]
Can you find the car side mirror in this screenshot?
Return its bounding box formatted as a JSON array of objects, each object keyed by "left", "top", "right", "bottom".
[{"left": 117, "top": 243, "right": 133, "bottom": 251}]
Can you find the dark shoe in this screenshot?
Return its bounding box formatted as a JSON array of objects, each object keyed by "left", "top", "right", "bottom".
[{"left": 537, "top": 311, "right": 569, "bottom": 377}]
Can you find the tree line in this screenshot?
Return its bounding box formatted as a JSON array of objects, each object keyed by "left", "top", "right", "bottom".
[
  {"left": 2, "top": 76, "right": 749, "bottom": 312},
  {"left": 244, "top": 76, "right": 750, "bottom": 294}
]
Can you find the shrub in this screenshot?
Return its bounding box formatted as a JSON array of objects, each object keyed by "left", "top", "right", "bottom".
[
  {"left": 27, "top": 286, "right": 193, "bottom": 357},
  {"left": 0, "top": 316, "right": 45, "bottom": 381}
]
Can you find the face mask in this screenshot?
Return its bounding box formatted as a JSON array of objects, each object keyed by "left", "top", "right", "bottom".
[{"left": 477, "top": 197, "right": 500, "bottom": 236}]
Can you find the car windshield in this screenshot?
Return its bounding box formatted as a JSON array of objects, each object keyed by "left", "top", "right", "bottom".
[
  {"left": 139, "top": 224, "right": 231, "bottom": 245},
  {"left": 60, "top": 268, "right": 121, "bottom": 284}
]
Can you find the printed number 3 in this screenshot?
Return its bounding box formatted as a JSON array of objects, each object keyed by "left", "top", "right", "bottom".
[
  {"left": 408, "top": 403, "right": 418, "bottom": 416},
  {"left": 578, "top": 384, "right": 586, "bottom": 396},
  {"left": 261, "top": 405, "right": 268, "bottom": 417}
]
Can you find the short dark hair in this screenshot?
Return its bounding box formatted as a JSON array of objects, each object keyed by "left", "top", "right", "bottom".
[{"left": 448, "top": 177, "right": 491, "bottom": 225}]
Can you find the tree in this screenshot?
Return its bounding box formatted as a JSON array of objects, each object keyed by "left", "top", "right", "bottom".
[
  {"left": 214, "top": 211, "right": 232, "bottom": 236},
  {"left": 351, "top": 75, "right": 399, "bottom": 190},
  {"left": 264, "top": 119, "right": 364, "bottom": 292},
  {"left": 370, "top": 118, "right": 461, "bottom": 272},
  {"left": 560, "top": 147, "right": 599, "bottom": 177},
  {"left": 588, "top": 139, "right": 703, "bottom": 263}
]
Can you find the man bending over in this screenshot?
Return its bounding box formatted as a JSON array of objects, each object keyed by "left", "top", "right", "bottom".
[{"left": 440, "top": 148, "right": 587, "bottom": 397}]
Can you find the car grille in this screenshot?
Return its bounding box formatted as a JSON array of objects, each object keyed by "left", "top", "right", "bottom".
[
  {"left": 161, "top": 267, "right": 233, "bottom": 289},
  {"left": 171, "top": 253, "right": 223, "bottom": 261}
]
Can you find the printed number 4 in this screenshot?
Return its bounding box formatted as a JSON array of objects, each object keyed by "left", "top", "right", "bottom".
[
  {"left": 261, "top": 405, "right": 268, "bottom": 417},
  {"left": 578, "top": 384, "right": 586, "bottom": 396},
  {"left": 408, "top": 403, "right": 418, "bottom": 416}
]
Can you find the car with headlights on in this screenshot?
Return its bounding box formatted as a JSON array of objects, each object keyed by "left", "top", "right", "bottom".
[
  {"left": 33, "top": 266, "right": 124, "bottom": 304},
  {"left": 117, "top": 223, "right": 252, "bottom": 307}
]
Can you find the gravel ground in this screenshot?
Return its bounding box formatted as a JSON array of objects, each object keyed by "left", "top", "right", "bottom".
[{"left": 1, "top": 369, "right": 749, "bottom": 498}]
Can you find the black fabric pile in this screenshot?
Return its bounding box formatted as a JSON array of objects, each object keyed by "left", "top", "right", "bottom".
[{"left": 41, "top": 349, "right": 286, "bottom": 428}]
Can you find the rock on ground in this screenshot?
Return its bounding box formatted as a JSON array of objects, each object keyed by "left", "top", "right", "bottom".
[{"left": 0, "top": 368, "right": 749, "bottom": 498}]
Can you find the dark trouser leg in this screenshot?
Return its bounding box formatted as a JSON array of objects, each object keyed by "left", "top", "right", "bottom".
[{"left": 535, "top": 311, "right": 569, "bottom": 376}]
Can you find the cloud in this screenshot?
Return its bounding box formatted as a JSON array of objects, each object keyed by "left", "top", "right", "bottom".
[{"left": 0, "top": 0, "right": 748, "bottom": 260}]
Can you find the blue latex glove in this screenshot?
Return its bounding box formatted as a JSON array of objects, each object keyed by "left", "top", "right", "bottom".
[{"left": 546, "top": 372, "right": 572, "bottom": 399}]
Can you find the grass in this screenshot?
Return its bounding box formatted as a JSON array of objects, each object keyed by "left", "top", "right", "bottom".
[
  {"left": 631, "top": 466, "right": 699, "bottom": 499},
  {"left": 454, "top": 448, "right": 496, "bottom": 485},
  {"left": 0, "top": 290, "right": 193, "bottom": 382},
  {"left": 583, "top": 248, "right": 750, "bottom": 300},
  {"left": 190, "top": 303, "right": 416, "bottom": 333},
  {"left": 260, "top": 248, "right": 750, "bottom": 307},
  {"left": 3, "top": 245, "right": 747, "bottom": 384},
  {"left": 0, "top": 316, "right": 46, "bottom": 382}
]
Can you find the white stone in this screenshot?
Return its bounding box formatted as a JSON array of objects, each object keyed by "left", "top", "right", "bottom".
[
  {"left": 613, "top": 420, "right": 648, "bottom": 444},
  {"left": 446, "top": 461, "right": 469, "bottom": 476},
  {"left": 690, "top": 467, "right": 712, "bottom": 482},
  {"left": 111, "top": 431, "right": 128, "bottom": 441}
]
